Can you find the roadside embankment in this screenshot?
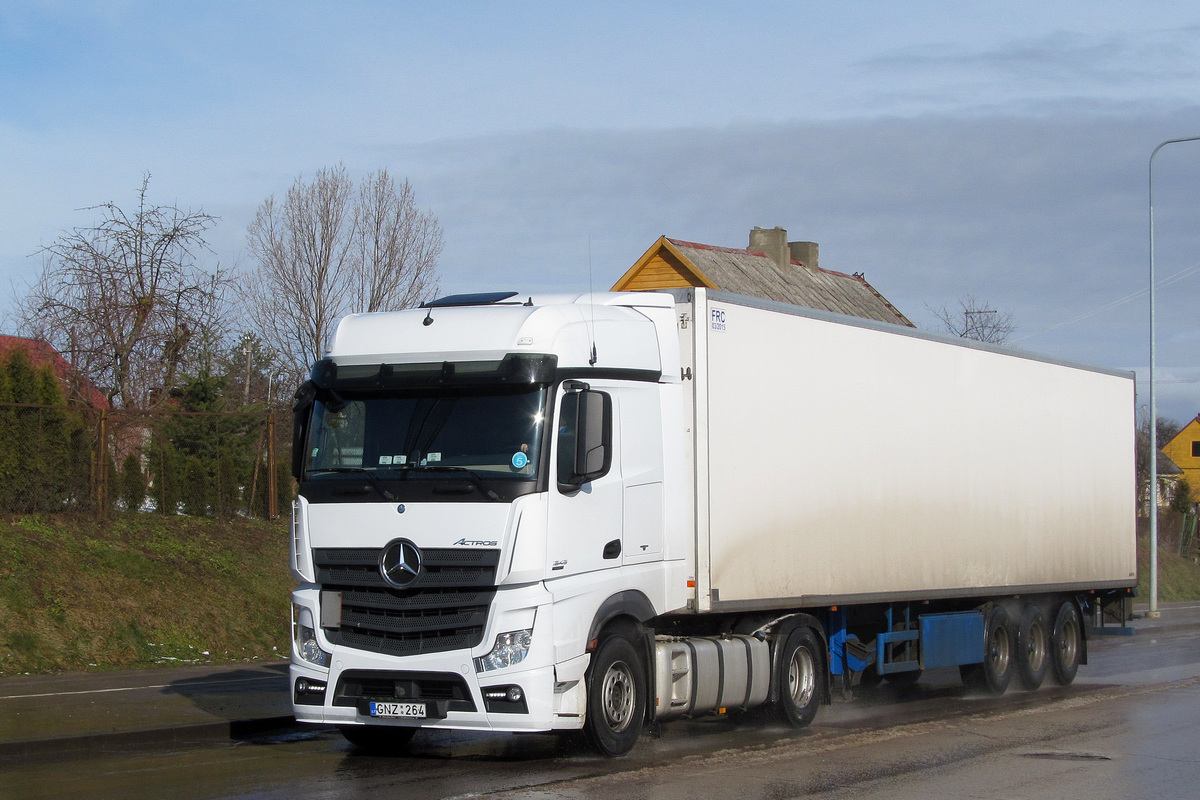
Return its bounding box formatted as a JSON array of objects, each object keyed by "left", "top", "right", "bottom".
[{"left": 0, "top": 513, "right": 292, "bottom": 675}]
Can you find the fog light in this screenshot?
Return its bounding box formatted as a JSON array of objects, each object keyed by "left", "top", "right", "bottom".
[
  {"left": 482, "top": 684, "right": 529, "bottom": 714},
  {"left": 294, "top": 676, "right": 327, "bottom": 706}
]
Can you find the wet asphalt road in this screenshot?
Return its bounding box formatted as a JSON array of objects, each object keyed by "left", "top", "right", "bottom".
[{"left": 4, "top": 605, "right": 1200, "bottom": 800}]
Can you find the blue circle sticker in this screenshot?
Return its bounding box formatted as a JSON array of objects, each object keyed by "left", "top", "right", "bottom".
[{"left": 511, "top": 451, "right": 529, "bottom": 469}]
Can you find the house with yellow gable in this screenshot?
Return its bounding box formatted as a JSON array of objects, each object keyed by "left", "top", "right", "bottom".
[
  {"left": 1162, "top": 415, "right": 1200, "bottom": 504},
  {"left": 612, "top": 225, "right": 913, "bottom": 327}
]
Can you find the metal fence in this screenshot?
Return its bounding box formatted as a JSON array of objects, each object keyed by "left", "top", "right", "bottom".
[{"left": 0, "top": 402, "right": 292, "bottom": 519}]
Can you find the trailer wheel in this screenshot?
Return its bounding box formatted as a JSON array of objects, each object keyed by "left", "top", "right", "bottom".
[
  {"left": 961, "top": 606, "right": 1012, "bottom": 695},
  {"left": 1049, "top": 601, "right": 1082, "bottom": 686},
  {"left": 1015, "top": 603, "right": 1049, "bottom": 690},
  {"left": 584, "top": 633, "right": 646, "bottom": 757},
  {"left": 776, "top": 627, "right": 824, "bottom": 728},
  {"left": 339, "top": 724, "right": 416, "bottom": 753}
]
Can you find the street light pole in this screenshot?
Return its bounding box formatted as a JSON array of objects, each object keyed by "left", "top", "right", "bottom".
[{"left": 1148, "top": 135, "right": 1200, "bottom": 619}]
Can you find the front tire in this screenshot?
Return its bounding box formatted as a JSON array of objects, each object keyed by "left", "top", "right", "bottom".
[
  {"left": 584, "top": 634, "right": 647, "bottom": 757},
  {"left": 776, "top": 627, "right": 824, "bottom": 728}
]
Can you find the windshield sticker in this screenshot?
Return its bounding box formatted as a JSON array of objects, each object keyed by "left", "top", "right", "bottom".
[
  {"left": 379, "top": 455, "right": 393, "bottom": 465},
  {"left": 511, "top": 451, "right": 529, "bottom": 469},
  {"left": 427, "top": 452, "right": 441, "bottom": 463},
  {"left": 395, "top": 455, "right": 407, "bottom": 465}
]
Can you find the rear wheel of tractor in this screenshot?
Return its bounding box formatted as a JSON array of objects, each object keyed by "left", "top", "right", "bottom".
[
  {"left": 339, "top": 724, "right": 417, "bottom": 753},
  {"left": 1049, "top": 601, "right": 1082, "bottom": 686},
  {"left": 960, "top": 605, "right": 1013, "bottom": 695},
  {"left": 1015, "top": 603, "right": 1049, "bottom": 690},
  {"left": 584, "top": 633, "right": 647, "bottom": 757},
  {"left": 776, "top": 627, "right": 824, "bottom": 728}
]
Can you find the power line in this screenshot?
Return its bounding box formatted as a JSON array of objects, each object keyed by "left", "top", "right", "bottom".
[{"left": 1012, "top": 259, "right": 1200, "bottom": 344}]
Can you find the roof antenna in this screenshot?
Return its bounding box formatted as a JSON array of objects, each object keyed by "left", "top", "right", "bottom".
[{"left": 588, "top": 235, "right": 598, "bottom": 366}]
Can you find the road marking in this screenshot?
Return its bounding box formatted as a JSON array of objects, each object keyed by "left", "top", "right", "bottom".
[{"left": 0, "top": 675, "right": 283, "bottom": 701}]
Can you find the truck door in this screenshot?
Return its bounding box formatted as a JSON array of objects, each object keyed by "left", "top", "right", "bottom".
[{"left": 546, "top": 381, "right": 624, "bottom": 578}]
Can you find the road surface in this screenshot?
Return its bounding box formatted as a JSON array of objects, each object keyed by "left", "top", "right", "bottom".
[{"left": 4, "top": 603, "right": 1199, "bottom": 800}]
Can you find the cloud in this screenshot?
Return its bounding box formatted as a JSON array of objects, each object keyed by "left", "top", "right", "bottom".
[
  {"left": 383, "top": 106, "right": 1200, "bottom": 418},
  {"left": 856, "top": 26, "right": 1200, "bottom": 114}
]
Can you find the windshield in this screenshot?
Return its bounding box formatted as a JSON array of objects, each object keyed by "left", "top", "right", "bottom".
[{"left": 301, "top": 385, "right": 547, "bottom": 502}]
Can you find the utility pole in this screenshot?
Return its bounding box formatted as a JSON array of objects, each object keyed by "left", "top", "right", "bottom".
[
  {"left": 243, "top": 338, "right": 253, "bottom": 406},
  {"left": 1148, "top": 134, "right": 1200, "bottom": 618}
]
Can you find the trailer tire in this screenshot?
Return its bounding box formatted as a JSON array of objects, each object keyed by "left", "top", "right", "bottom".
[
  {"left": 1049, "top": 601, "right": 1082, "bottom": 686},
  {"left": 776, "top": 627, "right": 824, "bottom": 728},
  {"left": 339, "top": 724, "right": 416, "bottom": 753},
  {"left": 961, "top": 605, "right": 1012, "bottom": 695},
  {"left": 1015, "top": 603, "right": 1049, "bottom": 690},
  {"left": 584, "top": 633, "right": 646, "bottom": 757}
]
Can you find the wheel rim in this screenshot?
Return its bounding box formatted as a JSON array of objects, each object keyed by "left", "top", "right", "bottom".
[
  {"left": 989, "top": 625, "right": 1011, "bottom": 674},
  {"left": 1058, "top": 615, "right": 1078, "bottom": 666},
  {"left": 1027, "top": 619, "right": 1047, "bottom": 672},
  {"left": 788, "top": 646, "right": 816, "bottom": 707},
  {"left": 601, "top": 659, "right": 635, "bottom": 732}
]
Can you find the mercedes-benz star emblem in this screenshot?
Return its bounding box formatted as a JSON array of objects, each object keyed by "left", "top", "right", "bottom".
[{"left": 379, "top": 539, "right": 422, "bottom": 588}]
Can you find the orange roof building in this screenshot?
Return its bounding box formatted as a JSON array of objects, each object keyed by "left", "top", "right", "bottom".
[
  {"left": 0, "top": 335, "right": 110, "bottom": 408},
  {"left": 613, "top": 226, "right": 912, "bottom": 327}
]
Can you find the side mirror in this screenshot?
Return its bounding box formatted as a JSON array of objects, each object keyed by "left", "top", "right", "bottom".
[{"left": 557, "top": 386, "right": 612, "bottom": 491}]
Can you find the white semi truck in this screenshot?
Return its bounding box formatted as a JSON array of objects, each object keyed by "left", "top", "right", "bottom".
[{"left": 288, "top": 288, "right": 1136, "bottom": 756}]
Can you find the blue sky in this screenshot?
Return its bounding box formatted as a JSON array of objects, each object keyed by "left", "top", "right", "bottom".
[{"left": 2, "top": 1, "right": 1200, "bottom": 420}]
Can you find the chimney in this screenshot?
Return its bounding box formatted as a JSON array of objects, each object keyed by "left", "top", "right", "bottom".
[
  {"left": 789, "top": 241, "right": 818, "bottom": 271},
  {"left": 750, "top": 226, "right": 819, "bottom": 272},
  {"left": 749, "top": 226, "right": 789, "bottom": 271}
]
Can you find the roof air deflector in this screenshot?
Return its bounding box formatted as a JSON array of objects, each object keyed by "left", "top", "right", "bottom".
[{"left": 421, "top": 291, "right": 520, "bottom": 309}]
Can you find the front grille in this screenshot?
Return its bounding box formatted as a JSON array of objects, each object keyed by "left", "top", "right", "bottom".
[
  {"left": 333, "top": 670, "right": 477, "bottom": 713},
  {"left": 314, "top": 547, "right": 499, "bottom": 658}
]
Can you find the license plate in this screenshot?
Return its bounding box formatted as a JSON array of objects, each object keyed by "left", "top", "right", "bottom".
[{"left": 369, "top": 701, "right": 426, "bottom": 719}]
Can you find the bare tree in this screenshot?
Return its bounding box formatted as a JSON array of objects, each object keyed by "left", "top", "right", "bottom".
[
  {"left": 17, "top": 175, "right": 227, "bottom": 409},
  {"left": 242, "top": 164, "right": 442, "bottom": 376},
  {"left": 928, "top": 294, "right": 1017, "bottom": 344}
]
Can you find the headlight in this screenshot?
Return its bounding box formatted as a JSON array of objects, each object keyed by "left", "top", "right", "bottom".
[
  {"left": 474, "top": 629, "right": 533, "bottom": 673},
  {"left": 293, "top": 604, "right": 331, "bottom": 667}
]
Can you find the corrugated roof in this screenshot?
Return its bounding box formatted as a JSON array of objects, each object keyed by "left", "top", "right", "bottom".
[{"left": 665, "top": 239, "right": 913, "bottom": 326}]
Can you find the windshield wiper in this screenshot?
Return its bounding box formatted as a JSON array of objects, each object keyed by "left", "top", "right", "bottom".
[
  {"left": 308, "top": 467, "right": 398, "bottom": 501},
  {"left": 403, "top": 465, "right": 502, "bottom": 501}
]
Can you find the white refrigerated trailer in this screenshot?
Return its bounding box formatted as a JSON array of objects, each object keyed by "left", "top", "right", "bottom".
[{"left": 288, "top": 287, "right": 1136, "bottom": 755}]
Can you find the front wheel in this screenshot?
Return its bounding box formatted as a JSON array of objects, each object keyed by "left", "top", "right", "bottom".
[
  {"left": 584, "top": 634, "right": 647, "bottom": 757},
  {"left": 776, "top": 627, "right": 824, "bottom": 728}
]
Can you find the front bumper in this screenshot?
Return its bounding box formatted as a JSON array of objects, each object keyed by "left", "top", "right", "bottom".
[{"left": 290, "top": 585, "right": 588, "bottom": 733}]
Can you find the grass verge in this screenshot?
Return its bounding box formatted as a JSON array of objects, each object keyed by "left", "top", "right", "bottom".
[{"left": 0, "top": 513, "right": 292, "bottom": 675}]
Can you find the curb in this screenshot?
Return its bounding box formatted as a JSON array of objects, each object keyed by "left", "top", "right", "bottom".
[{"left": 0, "top": 715, "right": 303, "bottom": 765}]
